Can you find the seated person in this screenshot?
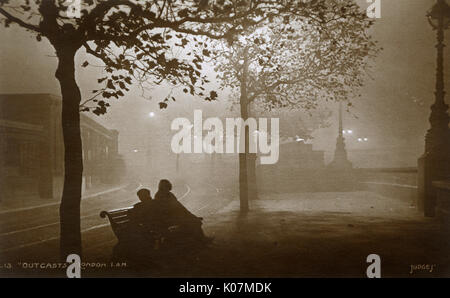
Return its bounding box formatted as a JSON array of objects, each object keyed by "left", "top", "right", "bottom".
[
  {"left": 117, "top": 188, "right": 161, "bottom": 261},
  {"left": 129, "top": 188, "right": 162, "bottom": 238},
  {"left": 154, "top": 179, "right": 209, "bottom": 243}
]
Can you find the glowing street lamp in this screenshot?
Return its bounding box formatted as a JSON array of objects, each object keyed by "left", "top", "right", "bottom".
[
  {"left": 295, "top": 135, "right": 305, "bottom": 142},
  {"left": 357, "top": 137, "right": 369, "bottom": 142},
  {"left": 343, "top": 129, "right": 353, "bottom": 135}
]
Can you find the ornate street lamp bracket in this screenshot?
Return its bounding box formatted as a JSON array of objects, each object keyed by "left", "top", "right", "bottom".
[{"left": 427, "top": 0, "right": 450, "bottom": 30}]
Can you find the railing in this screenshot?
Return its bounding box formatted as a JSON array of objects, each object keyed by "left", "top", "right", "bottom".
[
  {"left": 354, "top": 167, "right": 418, "bottom": 173},
  {"left": 356, "top": 167, "right": 418, "bottom": 205}
]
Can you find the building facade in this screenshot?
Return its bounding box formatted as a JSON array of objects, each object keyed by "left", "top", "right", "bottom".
[{"left": 0, "top": 93, "right": 122, "bottom": 201}]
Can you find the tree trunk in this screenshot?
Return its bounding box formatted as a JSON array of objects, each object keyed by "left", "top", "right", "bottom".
[
  {"left": 238, "top": 129, "right": 249, "bottom": 213},
  {"left": 239, "top": 48, "right": 250, "bottom": 213},
  {"left": 55, "top": 45, "right": 83, "bottom": 260},
  {"left": 247, "top": 153, "right": 258, "bottom": 200},
  {"left": 247, "top": 103, "right": 258, "bottom": 201}
]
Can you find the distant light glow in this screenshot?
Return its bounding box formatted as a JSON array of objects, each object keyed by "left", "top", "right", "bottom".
[
  {"left": 295, "top": 135, "right": 305, "bottom": 142},
  {"left": 149, "top": 112, "right": 155, "bottom": 118},
  {"left": 133, "top": 149, "right": 139, "bottom": 153}
]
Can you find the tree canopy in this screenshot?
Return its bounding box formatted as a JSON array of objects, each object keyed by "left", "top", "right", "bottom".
[
  {"left": 0, "top": 0, "right": 326, "bottom": 113},
  {"left": 211, "top": 0, "right": 379, "bottom": 112}
]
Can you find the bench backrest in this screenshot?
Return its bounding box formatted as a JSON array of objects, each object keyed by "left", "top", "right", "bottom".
[{"left": 100, "top": 207, "right": 133, "bottom": 240}]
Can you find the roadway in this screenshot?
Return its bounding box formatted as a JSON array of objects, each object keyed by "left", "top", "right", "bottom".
[{"left": 0, "top": 179, "right": 235, "bottom": 269}]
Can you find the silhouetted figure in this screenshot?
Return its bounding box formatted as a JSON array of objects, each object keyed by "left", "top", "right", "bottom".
[
  {"left": 130, "top": 188, "right": 154, "bottom": 227},
  {"left": 154, "top": 179, "right": 209, "bottom": 244},
  {"left": 113, "top": 183, "right": 210, "bottom": 268},
  {"left": 112, "top": 188, "right": 156, "bottom": 263},
  {"left": 127, "top": 188, "right": 160, "bottom": 246}
]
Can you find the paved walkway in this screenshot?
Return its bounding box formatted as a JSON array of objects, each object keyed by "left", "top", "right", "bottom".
[
  {"left": 144, "top": 191, "right": 450, "bottom": 277},
  {"left": 2, "top": 190, "right": 449, "bottom": 277}
]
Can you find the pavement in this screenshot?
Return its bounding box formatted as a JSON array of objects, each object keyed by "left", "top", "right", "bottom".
[
  {"left": 113, "top": 191, "right": 449, "bottom": 278},
  {"left": 1, "top": 189, "right": 449, "bottom": 277},
  {"left": 189, "top": 191, "right": 449, "bottom": 278}
]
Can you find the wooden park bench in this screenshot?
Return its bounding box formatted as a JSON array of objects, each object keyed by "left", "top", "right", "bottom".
[
  {"left": 100, "top": 206, "right": 208, "bottom": 262},
  {"left": 100, "top": 205, "right": 205, "bottom": 246},
  {"left": 100, "top": 206, "right": 176, "bottom": 261},
  {"left": 99, "top": 206, "right": 166, "bottom": 244},
  {"left": 100, "top": 206, "right": 162, "bottom": 261},
  {"left": 99, "top": 207, "right": 133, "bottom": 242}
]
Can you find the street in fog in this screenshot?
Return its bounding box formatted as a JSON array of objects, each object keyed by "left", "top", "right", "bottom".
[
  {"left": 1, "top": 0, "right": 449, "bottom": 279},
  {"left": 0, "top": 178, "right": 233, "bottom": 264}
]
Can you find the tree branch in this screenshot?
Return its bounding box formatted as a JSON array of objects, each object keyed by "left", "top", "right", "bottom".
[{"left": 0, "top": 7, "right": 41, "bottom": 33}]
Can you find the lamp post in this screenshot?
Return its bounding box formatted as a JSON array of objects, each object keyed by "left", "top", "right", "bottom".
[
  {"left": 418, "top": 0, "right": 450, "bottom": 216},
  {"left": 328, "top": 102, "right": 352, "bottom": 170},
  {"left": 425, "top": 0, "right": 450, "bottom": 153}
]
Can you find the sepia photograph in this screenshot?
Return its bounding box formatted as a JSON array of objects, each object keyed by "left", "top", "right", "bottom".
[{"left": 0, "top": 0, "right": 449, "bottom": 283}]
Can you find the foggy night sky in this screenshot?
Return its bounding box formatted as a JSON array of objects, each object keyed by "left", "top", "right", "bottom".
[{"left": 0, "top": 0, "right": 449, "bottom": 167}]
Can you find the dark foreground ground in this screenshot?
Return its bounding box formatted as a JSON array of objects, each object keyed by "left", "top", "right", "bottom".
[
  {"left": 1, "top": 191, "right": 449, "bottom": 278},
  {"left": 141, "top": 192, "right": 449, "bottom": 278}
]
